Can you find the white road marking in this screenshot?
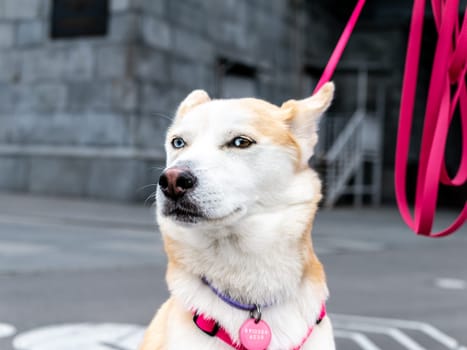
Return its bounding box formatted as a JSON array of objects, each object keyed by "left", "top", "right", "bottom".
[
  {"left": 334, "top": 330, "right": 382, "bottom": 350},
  {"left": 435, "top": 278, "right": 467, "bottom": 290},
  {"left": 12, "top": 323, "right": 144, "bottom": 350},
  {"left": 333, "top": 320, "right": 425, "bottom": 350},
  {"left": 0, "top": 323, "right": 16, "bottom": 338},
  {"left": 332, "top": 314, "right": 464, "bottom": 349}
]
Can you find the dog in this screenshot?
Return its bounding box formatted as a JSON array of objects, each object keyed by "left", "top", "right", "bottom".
[{"left": 140, "top": 82, "right": 336, "bottom": 350}]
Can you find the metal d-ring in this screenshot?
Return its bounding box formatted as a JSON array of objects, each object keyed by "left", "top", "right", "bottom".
[{"left": 250, "top": 304, "right": 262, "bottom": 323}]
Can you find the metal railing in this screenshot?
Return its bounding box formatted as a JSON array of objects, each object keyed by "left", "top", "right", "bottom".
[
  {"left": 312, "top": 65, "right": 385, "bottom": 207},
  {"left": 322, "top": 109, "right": 365, "bottom": 207}
]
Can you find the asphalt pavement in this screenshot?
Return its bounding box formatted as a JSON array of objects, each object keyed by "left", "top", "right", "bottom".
[{"left": 0, "top": 192, "right": 466, "bottom": 350}]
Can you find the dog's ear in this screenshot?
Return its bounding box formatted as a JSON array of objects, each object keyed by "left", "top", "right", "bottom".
[
  {"left": 176, "top": 90, "right": 211, "bottom": 117},
  {"left": 281, "top": 82, "right": 334, "bottom": 167}
]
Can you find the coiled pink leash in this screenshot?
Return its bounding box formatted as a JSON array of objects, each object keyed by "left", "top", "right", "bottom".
[
  {"left": 316, "top": 0, "right": 466, "bottom": 237},
  {"left": 395, "top": 0, "right": 467, "bottom": 237}
]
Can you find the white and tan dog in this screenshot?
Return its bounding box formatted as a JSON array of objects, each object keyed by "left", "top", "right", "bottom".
[{"left": 140, "top": 82, "right": 336, "bottom": 350}]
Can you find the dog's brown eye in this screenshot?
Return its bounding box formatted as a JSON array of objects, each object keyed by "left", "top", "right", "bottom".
[
  {"left": 230, "top": 136, "right": 255, "bottom": 149},
  {"left": 171, "top": 137, "right": 186, "bottom": 149}
]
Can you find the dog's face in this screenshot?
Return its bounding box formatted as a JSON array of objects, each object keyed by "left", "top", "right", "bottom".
[{"left": 156, "top": 83, "right": 334, "bottom": 228}]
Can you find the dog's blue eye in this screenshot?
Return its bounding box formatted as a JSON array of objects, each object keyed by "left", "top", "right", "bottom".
[
  {"left": 171, "top": 137, "right": 186, "bottom": 149},
  {"left": 230, "top": 136, "right": 255, "bottom": 149}
]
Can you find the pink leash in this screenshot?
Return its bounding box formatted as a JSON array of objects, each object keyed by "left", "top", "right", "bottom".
[
  {"left": 315, "top": 0, "right": 466, "bottom": 237},
  {"left": 395, "top": 0, "right": 467, "bottom": 237},
  {"left": 313, "top": 0, "right": 366, "bottom": 94}
]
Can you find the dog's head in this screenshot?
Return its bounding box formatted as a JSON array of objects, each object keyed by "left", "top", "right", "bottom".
[{"left": 156, "top": 83, "right": 334, "bottom": 229}]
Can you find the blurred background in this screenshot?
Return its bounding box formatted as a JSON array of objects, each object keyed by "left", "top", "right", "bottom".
[
  {"left": 0, "top": 1, "right": 466, "bottom": 349},
  {"left": 0, "top": 0, "right": 464, "bottom": 205}
]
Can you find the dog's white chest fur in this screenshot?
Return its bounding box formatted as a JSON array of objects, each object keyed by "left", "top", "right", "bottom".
[{"left": 139, "top": 83, "right": 336, "bottom": 350}]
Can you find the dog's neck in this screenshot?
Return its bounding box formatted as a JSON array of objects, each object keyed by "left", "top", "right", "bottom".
[{"left": 159, "top": 200, "right": 328, "bottom": 309}]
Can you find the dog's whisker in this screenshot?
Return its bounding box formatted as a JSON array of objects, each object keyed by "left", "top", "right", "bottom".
[
  {"left": 148, "top": 166, "right": 166, "bottom": 171},
  {"left": 138, "top": 183, "right": 158, "bottom": 191},
  {"left": 152, "top": 112, "right": 174, "bottom": 122},
  {"left": 144, "top": 191, "right": 157, "bottom": 206}
]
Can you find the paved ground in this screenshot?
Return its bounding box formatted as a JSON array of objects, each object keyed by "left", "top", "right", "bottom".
[{"left": 0, "top": 192, "right": 466, "bottom": 350}]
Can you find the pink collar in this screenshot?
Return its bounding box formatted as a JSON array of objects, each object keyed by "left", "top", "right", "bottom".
[{"left": 193, "top": 303, "right": 327, "bottom": 350}]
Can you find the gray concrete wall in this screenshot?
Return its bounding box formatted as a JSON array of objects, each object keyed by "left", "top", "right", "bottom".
[{"left": 0, "top": 0, "right": 331, "bottom": 201}]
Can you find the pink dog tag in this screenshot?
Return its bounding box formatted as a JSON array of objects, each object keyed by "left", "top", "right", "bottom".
[{"left": 239, "top": 318, "right": 272, "bottom": 350}]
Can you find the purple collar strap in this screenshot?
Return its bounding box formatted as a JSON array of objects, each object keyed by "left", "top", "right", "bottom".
[{"left": 201, "top": 276, "right": 269, "bottom": 311}]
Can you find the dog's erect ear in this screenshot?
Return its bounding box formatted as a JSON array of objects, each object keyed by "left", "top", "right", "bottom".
[
  {"left": 176, "top": 89, "right": 211, "bottom": 117},
  {"left": 281, "top": 82, "right": 334, "bottom": 167}
]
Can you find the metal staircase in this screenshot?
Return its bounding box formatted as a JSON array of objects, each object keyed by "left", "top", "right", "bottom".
[{"left": 314, "top": 67, "right": 385, "bottom": 208}]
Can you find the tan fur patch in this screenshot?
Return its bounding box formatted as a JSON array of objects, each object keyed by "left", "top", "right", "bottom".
[
  {"left": 239, "top": 98, "right": 302, "bottom": 164},
  {"left": 162, "top": 235, "right": 184, "bottom": 284},
  {"left": 302, "top": 227, "right": 326, "bottom": 285},
  {"left": 300, "top": 178, "right": 326, "bottom": 285},
  {"left": 139, "top": 298, "right": 172, "bottom": 350}
]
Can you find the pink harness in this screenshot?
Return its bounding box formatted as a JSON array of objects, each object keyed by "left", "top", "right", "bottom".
[{"left": 193, "top": 304, "right": 327, "bottom": 350}]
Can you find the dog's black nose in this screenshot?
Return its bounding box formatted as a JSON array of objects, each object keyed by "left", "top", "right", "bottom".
[{"left": 159, "top": 167, "right": 197, "bottom": 200}]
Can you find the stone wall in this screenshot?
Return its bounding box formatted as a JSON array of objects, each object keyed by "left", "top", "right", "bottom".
[
  {"left": 0, "top": 0, "right": 333, "bottom": 201},
  {"left": 0, "top": 0, "right": 151, "bottom": 200}
]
